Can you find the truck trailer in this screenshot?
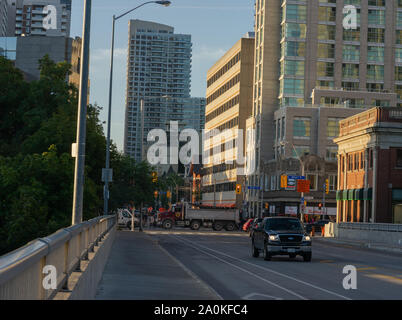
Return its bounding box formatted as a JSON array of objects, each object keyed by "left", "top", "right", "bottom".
[{"left": 157, "top": 203, "right": 240, "bottom": 231}]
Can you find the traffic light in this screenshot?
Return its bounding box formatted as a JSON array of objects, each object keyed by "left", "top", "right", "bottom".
[
  {"left": 318, "top": 203, "right": 322, "bottom": 210},
  {"left": 152, "top": 171, "right": 158, "bottom": 183},
  {"left": 325, "top": 178, "right": 329, "bottom": 194},
  {"left": 167, "top": 191, "right": 171, "bottom": 199},
  {"left": 281, "top": 175, "right": 287, "bottom": 188},
  {"left": 154, "top": 191, "right": 158, "bottom": 198},
  {"left": 236, "top": 184, "right": 242, "bottom": 194},
  {"left": 265, "top": 202, "right": 269, "bottom": 209}
]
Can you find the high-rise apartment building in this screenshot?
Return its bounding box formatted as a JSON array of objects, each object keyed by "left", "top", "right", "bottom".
[
  {"left": 202, "top": 33, "right": 254, "bottom": 208},
  {"left": 246, "top": 0, "right": 402, "bottom": 217},
  {"left": 124, "top": 20, "right": 205, "bottom": 165},
  {"left": 0, "top": 0, "right": 16, "bottom": 37}
]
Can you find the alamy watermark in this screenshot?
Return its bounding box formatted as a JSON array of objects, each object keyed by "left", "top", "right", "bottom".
[
  {"left": 146, "top": 121, "right": 256, "bottom": 175},
  {"left": 42, "top": 5, "right": 58, "bottom": 31},
  {"left": 342, "top": 265, "right": 357, "bottom": 290}
]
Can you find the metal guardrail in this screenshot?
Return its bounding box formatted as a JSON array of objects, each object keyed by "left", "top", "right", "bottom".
[
  {"left": 339, "top": 222, "right": 402, "bottom": 232},
  {"left": 0, "top": 215, "right": 116, "bottom": 300}
]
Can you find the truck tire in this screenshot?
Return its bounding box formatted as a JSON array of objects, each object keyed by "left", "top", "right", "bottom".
[
  {"left": 225, "top": 222, "right": 236, "bottom": 231},
  {"left": 263, "top": 243, "right": 271, "bottom": 261},
  {"left": 213, "top": 221, "right": 224, "bottom": 231},
  {"left": 190, "top": 220, "right": 201, "bottom": 230},
  {"left": 163, "top": 219, "right": 173, "bottom": 229}
]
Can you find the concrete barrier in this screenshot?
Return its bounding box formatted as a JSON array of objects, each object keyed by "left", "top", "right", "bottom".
[
  {"left": 0, "top": 215, "right": 116, "bottom": 300},
  {"left": 324, "top": 222, "right": 402, "bottom": 248}
]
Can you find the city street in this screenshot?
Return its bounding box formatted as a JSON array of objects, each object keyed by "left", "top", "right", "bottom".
[{"left": 139, "top": 229, "right": 402, "bottom": 300}]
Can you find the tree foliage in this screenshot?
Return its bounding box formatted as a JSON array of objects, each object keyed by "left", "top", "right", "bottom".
[{"left": 0, "top": 55, "right": 154, "bottom": 255}]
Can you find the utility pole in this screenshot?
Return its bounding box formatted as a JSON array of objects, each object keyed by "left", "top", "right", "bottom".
[{"left": 72, "top": 0, "right": 92, "bottom": 225}]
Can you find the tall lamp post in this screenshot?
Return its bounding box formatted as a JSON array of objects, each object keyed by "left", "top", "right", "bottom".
[
  {"left": 280, "top": 141, "right": 306, "bottom": 223},
  {"left": 103, "top": 0, "right": 171, "bottom": 217},
  {"left": 72, "top": 0, "right": 92, "bottom": 225}
]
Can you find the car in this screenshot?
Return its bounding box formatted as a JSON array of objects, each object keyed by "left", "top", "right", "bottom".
[
  {"left": 249, "top": 218, "right": 263, "bottom": 237},
  {"left": 251, "top": 217, "right": 312, "bottom": 261},
  {"left": 242, "top": 219, "right": 254, "bottom": 232}
]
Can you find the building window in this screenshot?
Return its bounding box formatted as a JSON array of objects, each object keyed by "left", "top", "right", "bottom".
[
  {"left": 317, "top": 62, "right": 335, "bottom": 77},
  {"left": 283, "top": 23, "right": 307, "bottom": 39},
  {"left": 367, "top": 65, "right": 384, "bottom": 81},
  {"left": 281, "top": 78, "right": 304, "bottom": 95},
  {"left": 317, "top": 43, "right": 335, "bottom": 59},
  {"left": 343, "top": 45, "right": 360, "bottom": 61},
  {"left": 369, "top": 149, "right": 373, "bottom": 168},
  {"left": 368, "top": 0, "right": 385, "bottom": 6},
  {"left": 326, "top": 147, "right": 338, "bottom": 161},
  {"left": 397, "top": 30, "right": 402, "bottom": 45},
  {"left": 371, "top": 99, "right": 390, "bottom": 107},
  {"left": 342, "top": 63, "right": 359, "bottom": 79},
  {"left": 327, "top": 118, "right": 341, "bottom": 138},
  {"left": 292, "top": 146, "right": 310, "bottom": 158},
  {"left": 329, "top": 175, "right": 337, "bottom": 191},
  {"left": 318, "top": 25, "right": 336, "bottom": 41},
  {"left": 396, "top": 66, "right": 402, "bottom": 82},
  {"left": 343, "top": 28, "right": 360, "bottom": 41},
  {"left": 307, "top": 174, "right": 317, "bottom": 191},
  {"left": 368, "top": 9, "right": 385, "bottom": 25},
  {"left": 368, "top": 28, "right": 385, "bottom": 43},
  {"left": 318, "top": 6, "right": 336, "bottom": 22},
  {"left": 282, "top": 41, "right": 305, "bottom": 57},
  {"left": 293, "top": 117, "right": 311, "bottom": 138},
  {"left": 367, "top": 46, "right": 384, "bottom": 63},
  {"left": 397, "top": 150, "right": 402, "bottom": 168},
  {"left": 342, "top": 82, "right": 360, "bottom": 91},
  {"left": 281, "top": 60, "right": 305, "bottom": 76},
  {"left": 285, "top": 4, "right": 307, "bottom": 21}
]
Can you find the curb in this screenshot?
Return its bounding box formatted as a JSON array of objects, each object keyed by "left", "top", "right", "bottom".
[{"left": 314, "top": 237, "right": 402, "bottom": 255}]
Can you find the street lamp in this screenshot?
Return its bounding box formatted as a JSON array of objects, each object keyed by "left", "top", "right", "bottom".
[
  {"left": 103, "top": 0, "right": 171, "bottom": 217},
  {"left": 72, "top": 0, "right": 92, "bottom": 225},
  {"left": 280, "top": 141, "right": 305, "bottom": 223}
]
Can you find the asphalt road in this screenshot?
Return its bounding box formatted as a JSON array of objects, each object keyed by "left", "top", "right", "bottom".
[{"left": 145, "top": 228, "right": 402, "bottom": 300}]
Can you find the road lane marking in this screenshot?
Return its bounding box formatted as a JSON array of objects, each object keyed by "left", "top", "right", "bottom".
[
  {"left": 319, "top": 260, "right": 335, "bottom": 263},
  {"left": 364, "top": 274, "right": 402, "bottom": 285},
  {"left": 169, "top": 235, "right": 308, "bottom": 300},
  {"left": 242, "top": 293, "right": 283, "bottom": 300},
  {"left": 356, "top": 267, "right": 377, "bottom": 271},
  {"left": 173, "top": 235, "right": 352, "bottom": 300}
]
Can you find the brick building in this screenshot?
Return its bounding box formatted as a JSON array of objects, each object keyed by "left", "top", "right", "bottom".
[{"left": 334, "top": 107, "right": 402, "bottom": 224}]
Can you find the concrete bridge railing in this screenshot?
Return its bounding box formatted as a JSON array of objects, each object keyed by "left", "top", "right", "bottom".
[
  {"left": 0, "top": 215, "right": 116, "bottom": 300},
  {"left": 325, "top": 222, "right": 402, "bottom": 247}
]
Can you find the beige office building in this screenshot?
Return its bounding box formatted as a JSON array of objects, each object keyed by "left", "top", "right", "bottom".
[
  {"left": 247, "top": 0, "right": 402, "bottom": 217},
  {"left": 202, "top": 33, "right": 254, "bottom": 208}
]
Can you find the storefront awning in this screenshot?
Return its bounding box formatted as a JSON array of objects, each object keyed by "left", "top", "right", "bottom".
[
  {"left": 347, "top": 189, "right": 355, "bottom": 200},
  {"left": 336, "top": 190, "right": 342, "bottom": 200},
  {"left": 363, "top": 188, "right": 372, "bottom": 201},
  {"left": 343, "top": 190, "right": 348, "bottom": 200},
  {"left": 354, "top": 189, "right": 364, "bottom": 200}
]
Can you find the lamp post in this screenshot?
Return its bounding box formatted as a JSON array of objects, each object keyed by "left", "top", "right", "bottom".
[
  {"left": 72, "top": 0, "right": 92, "bottom": 225},
  {"left": 280, "top": 141, "right": 305, "bottom": 223},
  {"left": 103, "top": 0, "right": 171, "bottom": 217}
]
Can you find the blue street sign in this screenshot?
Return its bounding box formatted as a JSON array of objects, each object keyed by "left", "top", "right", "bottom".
[
  {"left": 247, "top": 186, "right": 261, "bottom": 190},
  {"left": 288, "top": 176, "right": 305, "bottom": 180}
]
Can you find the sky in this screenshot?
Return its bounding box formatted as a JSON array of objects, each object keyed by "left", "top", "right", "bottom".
[{"left": 70, "top": 0, "right": 255, "bottom": 151}]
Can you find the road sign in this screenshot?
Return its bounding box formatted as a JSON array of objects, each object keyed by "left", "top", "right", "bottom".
[
  {"left": 247, "top": 186, "right": 261, "bottom": 190},
  {"left": 297, "top": 180, "right": 310, "bottom": 193},
  {"left": 288, "top": 176, "right": 305, "bottom": 180}
]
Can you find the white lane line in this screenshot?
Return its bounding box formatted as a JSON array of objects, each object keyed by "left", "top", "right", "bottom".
[
  {"left": 169, "top": 235, "right": 308, "bottom": 300},
  {"left": 173, "top": 235, "right": 352, "bottom": 301}
]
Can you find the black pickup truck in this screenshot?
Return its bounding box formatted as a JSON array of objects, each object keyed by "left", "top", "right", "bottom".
[{"left": 251, "top": 217, "right": 312, "bottom": 261}]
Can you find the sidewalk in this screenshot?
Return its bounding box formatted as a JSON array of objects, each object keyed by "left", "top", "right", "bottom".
[
  {"left": 313, "top": 236, "right": 402, "bottom": 255},
  {"left": 95, "top": 230, "right": 220, "bottom": 300}
]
